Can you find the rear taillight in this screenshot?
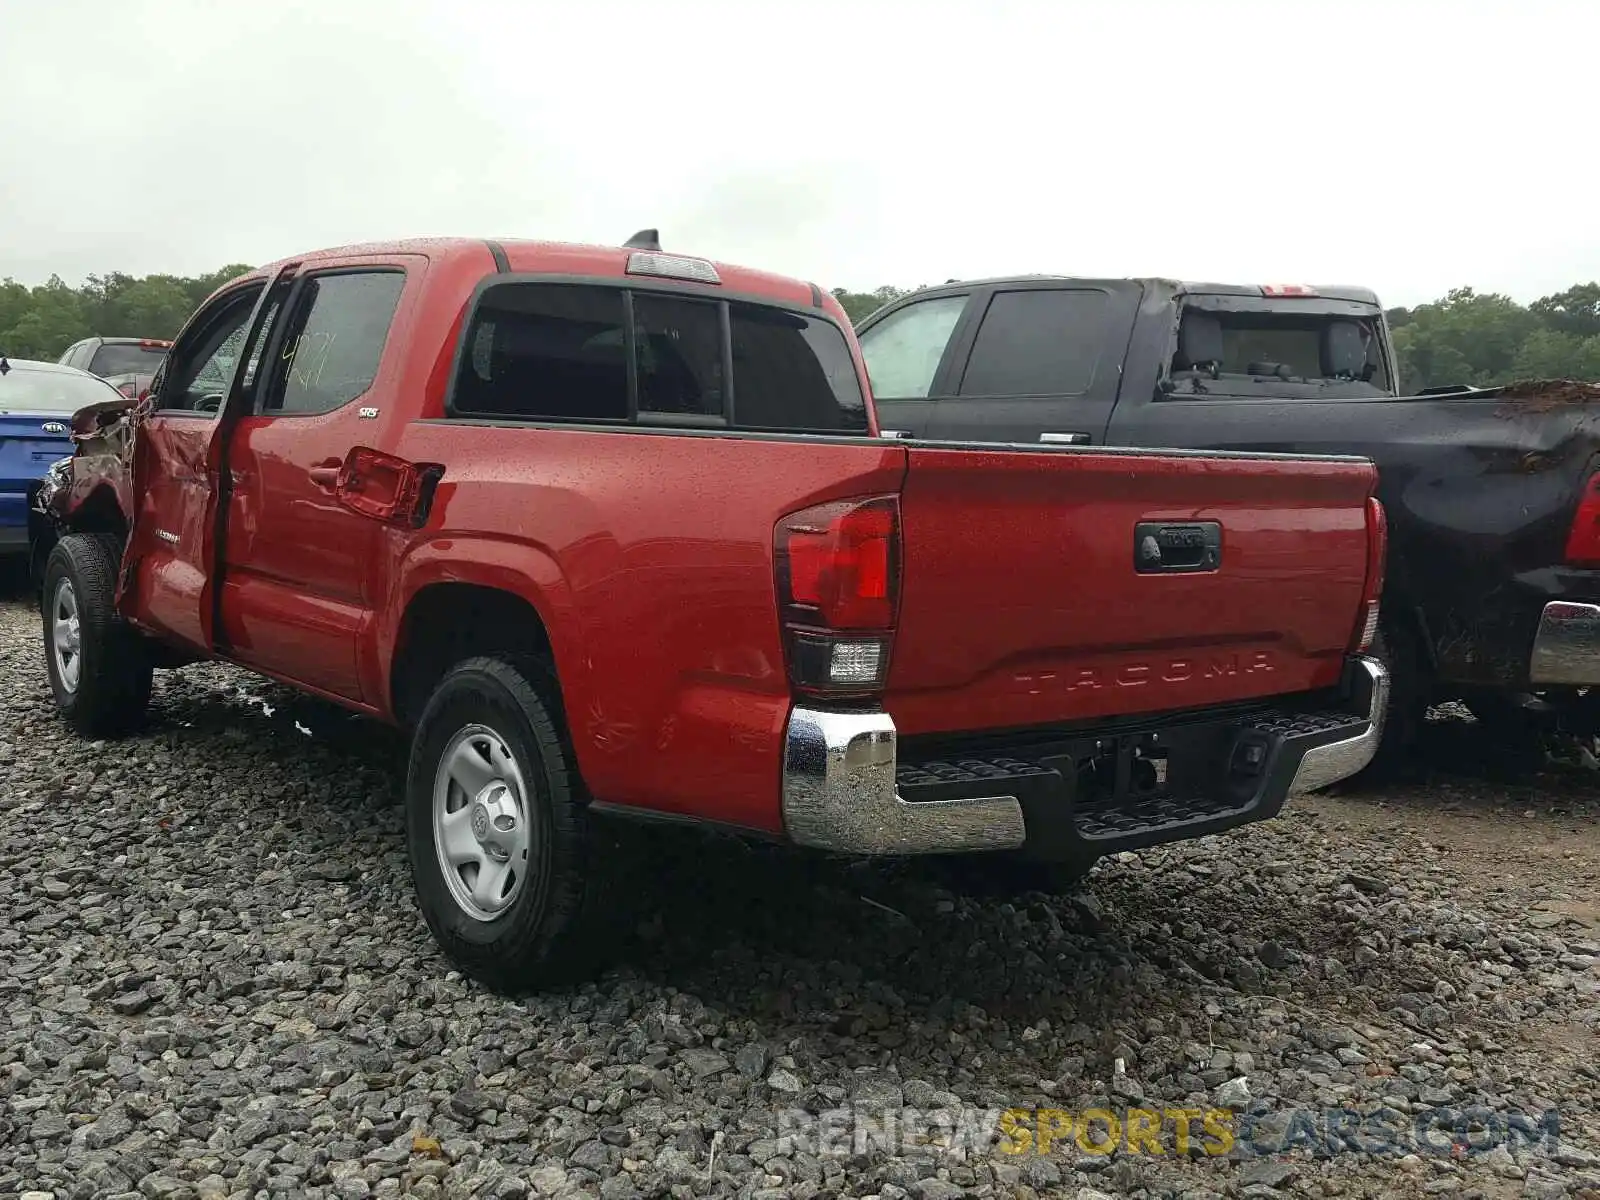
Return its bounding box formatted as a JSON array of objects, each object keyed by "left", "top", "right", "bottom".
[
  {"left": 775, "top": 496, "right": 900, "bottom": 697},
  {"left": 1352, "top": 495, "right": 1387, "bottom": 653},
  {"left": 1564, "top": 471, "right": 1600, "bottom": 566}
]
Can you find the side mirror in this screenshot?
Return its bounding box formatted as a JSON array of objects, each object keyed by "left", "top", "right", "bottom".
[{"left": 69, "top": 395, "right": 139, "bottom": 438}]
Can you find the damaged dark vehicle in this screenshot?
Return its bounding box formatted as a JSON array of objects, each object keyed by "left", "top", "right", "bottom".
[{"left": 857, "top": 277, "right": 1600, "bottom": 774}]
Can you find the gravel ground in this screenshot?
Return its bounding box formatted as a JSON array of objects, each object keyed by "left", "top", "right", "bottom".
[{"left": 2, "top": 571, "right": 1599, "bottom": 1200}]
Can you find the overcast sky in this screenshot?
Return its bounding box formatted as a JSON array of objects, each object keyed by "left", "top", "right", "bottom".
[{"left": 2, "top": 0, "right": 1592, "bottom": 308}]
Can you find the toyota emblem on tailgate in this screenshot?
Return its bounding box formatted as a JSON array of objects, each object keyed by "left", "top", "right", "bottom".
[
  {"left": 41, "top": 421, "right": 68, "bottom": 435},
  {"left": 1134, "top": 521, "right": 1222, "bottom": 574}
]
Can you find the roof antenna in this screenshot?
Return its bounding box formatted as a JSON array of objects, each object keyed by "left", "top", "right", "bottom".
[
  {"left": 0, "top": 357, "right": 9, "bottom": 376},
  {"left": 623, "top": 228, "right": 661, "bottom": 251}
]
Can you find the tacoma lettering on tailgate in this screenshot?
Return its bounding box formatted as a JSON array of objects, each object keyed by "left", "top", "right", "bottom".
[{"left": 1016, "top": 651, "right": 1277, "bottom": 694}]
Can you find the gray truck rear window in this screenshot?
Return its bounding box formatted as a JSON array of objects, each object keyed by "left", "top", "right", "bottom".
[{"left": 88, "top": 343, "right": 167, "bottom": 378}]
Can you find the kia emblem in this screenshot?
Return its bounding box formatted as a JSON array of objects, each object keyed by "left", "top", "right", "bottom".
[{"left": 42, "top": 421, "right": 68, "bottom": 435}]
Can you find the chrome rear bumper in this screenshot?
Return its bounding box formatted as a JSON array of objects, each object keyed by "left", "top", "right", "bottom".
[
  {"left": 780, "top": 655, "right": 1389, "bottom": 857},
  {"left": 1287, "top": 656, "right": 1390, "bottom": 795},
  {"left": 1529, "top": 600, "right": 1600, "bottom": 686},
  {"left": 780, "top": 707, "right": 1027, "bottom": 855}
]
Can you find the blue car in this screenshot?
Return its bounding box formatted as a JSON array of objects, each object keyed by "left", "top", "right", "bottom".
[{"left": 0, "top": 356, "right": 123, "bottom": 563}]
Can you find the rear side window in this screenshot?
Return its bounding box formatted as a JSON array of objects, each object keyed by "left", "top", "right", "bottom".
[
  {"left": 261, "top": 271, "right": 404, "bottom": 415},
  {"left": 730, "top": 302, "right": 866, "bottom": 433},
  {"left": 87, "top": 342, "right": 167, "bottom": 378},
  {"left": 454, "top": 284, "right": 630, "bottom": 421},
  {"left": 451, "top": 281, "right": 868, "bottom": 434},
  {"left": 958, "top": 289, "right": 1111, "bottom": 397},
  {"left": 858, "top": 295, "right": 967, "bottom": 399}
]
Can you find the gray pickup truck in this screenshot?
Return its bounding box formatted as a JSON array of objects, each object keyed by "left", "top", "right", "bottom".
[{"left": 855, "top": 276, "right": 1600, "bottom": 776}]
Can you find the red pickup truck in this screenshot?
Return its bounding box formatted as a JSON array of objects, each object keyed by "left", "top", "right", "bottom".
[{"left": 36, "top": 233, "right": 1389, "bottom": 991}]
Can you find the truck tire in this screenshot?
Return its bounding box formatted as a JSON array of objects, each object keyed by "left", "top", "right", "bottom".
[
  {"left": 405, "top": 656, "right": 600, "bottom": 992},
  {"left": 1351, "top": 619, "right": 1426, "bottom": 785},
  {"left": 41, "top": 533, "right": 153, "bottom": 738},
  {"left": 932, "top": 849, "right": 1101, "bottom": 899},
  {"left": 1462, "top": 694, "right": 1547, "bottom": 780},
  {"left": 29, "top": 520, "right": 58, "bottom": 599}
]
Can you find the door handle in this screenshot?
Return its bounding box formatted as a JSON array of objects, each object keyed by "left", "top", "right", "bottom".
[
  {"left": 1040, "top": 431, "right": 1091, "bottom": 445},
  {"left": 309, "top": 462, "right": 340, "bottom": 489}
]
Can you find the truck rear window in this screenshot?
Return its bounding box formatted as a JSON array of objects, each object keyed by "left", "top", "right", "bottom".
[
  {"left": 451, "top": 282, "right": 868, "bottom": 435},
  {"left": 1172, "top": 308, "right": 1393, "bottom": 394},
  {"left": 1221, "top": 317, "right": 1338, "bottom": 379},
  {"left": 88, "top": 343, "right": 167, "bottom": 378}
]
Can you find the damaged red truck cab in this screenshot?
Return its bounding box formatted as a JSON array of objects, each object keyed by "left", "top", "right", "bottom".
[{"left": 38, "top": 234, "right": 1389, "bottom": 991}]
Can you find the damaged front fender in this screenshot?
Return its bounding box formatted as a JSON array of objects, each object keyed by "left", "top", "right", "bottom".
[{"left": 33, "top": 394, "right": 141, "bottom": 534}]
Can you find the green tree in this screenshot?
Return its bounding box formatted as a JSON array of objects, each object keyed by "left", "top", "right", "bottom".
[
  {"left": 183, "top": 264, "right": 255, "bottom": 310},
  {"left": 0, "top": 264, "right": 256, "bottom": 362},
  {"left": 1, "top": 276, "right": 86, "bottom": 359},
  {"left": 832, "top": 285, "right": 911, "bottom": 326},
  {"left": 1530, "top": 283, "right": 1600, "bottom": 340},
  {"left": 1389, "top": 287, "right": 1541, "bottom": 391},
  {"left": 1512, "top": 329, "right": 1589, "bottom": 379},
  {"left": 116, "top": 277, "right": 203, "bottom": 336}
]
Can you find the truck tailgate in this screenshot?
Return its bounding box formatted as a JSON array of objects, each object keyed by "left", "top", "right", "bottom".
[{"left": 888, "top": 444, "right": 1376, "bottom": 735}]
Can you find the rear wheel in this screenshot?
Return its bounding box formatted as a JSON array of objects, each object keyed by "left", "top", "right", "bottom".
[
  {"left": 1350, "top": 617, "right": 1427, "bottom": 786},
  {"left": 929, "top": 849, "right": 1101, "bottom": 899},
  {"left": 1462, "top": 693, "right": 1548, "bottom": 779},
  {"left": 405, "top": 656, "right": 602, "bottom": 992},
  {"left": 41, "top": 533, "right": 152, "bottom": 738}
]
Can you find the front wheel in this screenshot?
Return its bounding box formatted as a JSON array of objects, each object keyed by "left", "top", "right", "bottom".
[
  {"left": 41, "top": 533, "right": 152, "bottom": 738},
  {"left": 405, "top": 656, "right": 600, "bottom": 992}
]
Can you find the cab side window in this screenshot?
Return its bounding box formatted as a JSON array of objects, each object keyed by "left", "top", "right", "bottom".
[
  {"left": 957, "top": 289, "right": 1112, "bottom": 398},
  {"left": 857, "top": 296, "right": 968, "bottom": 400},
  {"left": 155, "top": 289, "right": 263, "bottom": 415}
]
